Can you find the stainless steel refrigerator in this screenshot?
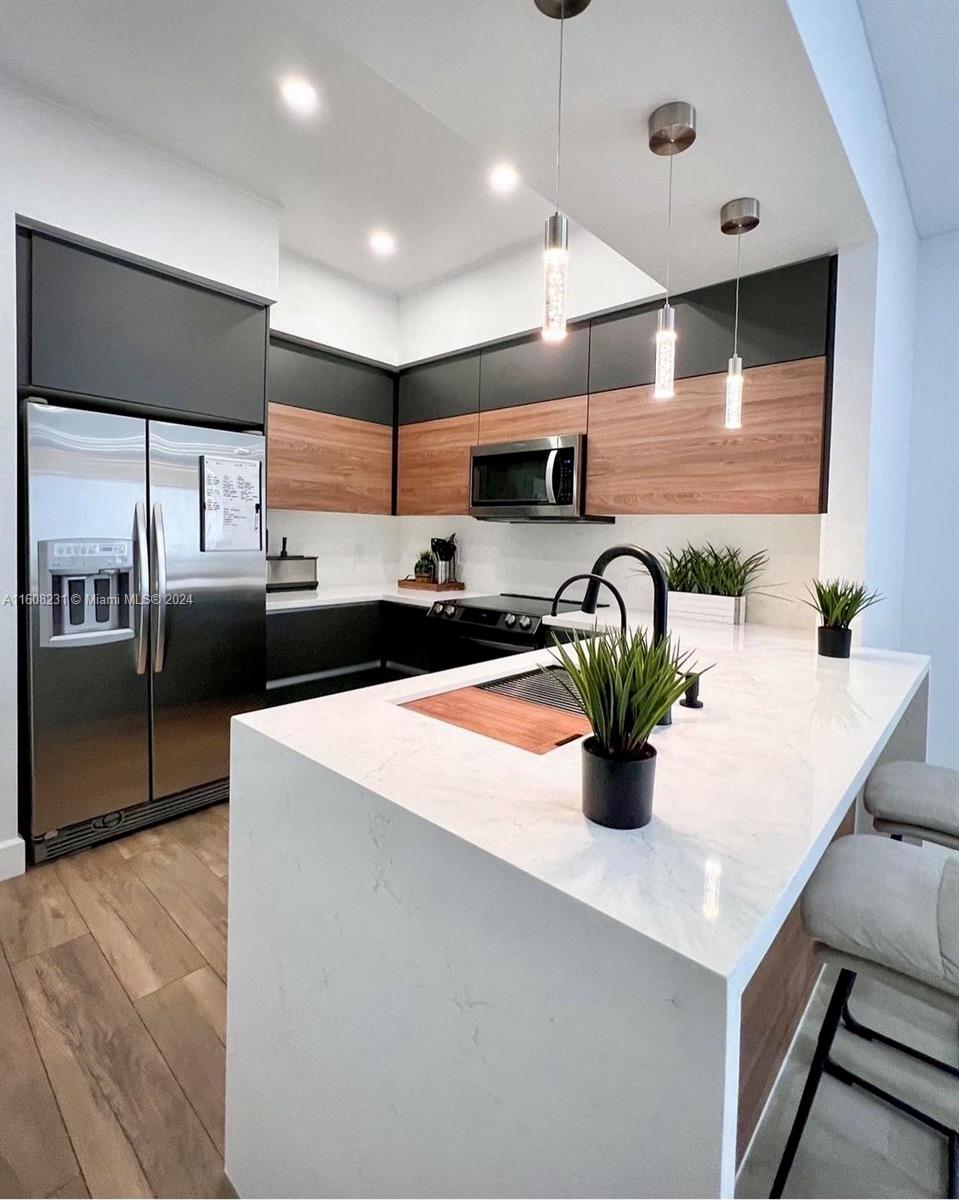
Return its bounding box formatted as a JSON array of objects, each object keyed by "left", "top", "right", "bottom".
[{"left": 23, "top": 400, "right": 265, "bottom": 861}]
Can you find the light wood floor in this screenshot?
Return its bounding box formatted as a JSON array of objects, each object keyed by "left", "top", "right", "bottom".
[
  {"left": 4, "top": 803, "right": 955, "bottom": 1200},
  {"left": 0, "top": 805, "right": 232, "bottom": 1200}
]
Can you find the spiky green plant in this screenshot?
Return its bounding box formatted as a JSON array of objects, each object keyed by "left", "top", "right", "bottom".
[
  {"left": 550, "top": 628, "right": 702, "bottom": 759},
  {"left": 803, "top": 578, "right": 882, "bottom": 629},
  {"left": 661, "top": 543, "right": 768, "bottom": 597}
]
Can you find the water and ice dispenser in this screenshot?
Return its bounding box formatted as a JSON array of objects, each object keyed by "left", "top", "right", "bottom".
[{"left": 38, "top": 539, "right": 135, "bottom": 646}]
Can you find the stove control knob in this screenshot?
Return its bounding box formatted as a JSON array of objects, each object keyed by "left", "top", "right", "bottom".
[
  {"left": 518, "top": 615, "right": 532, "bottom": 630},
  {"left": 432, "top": 602, "right": 444, "bottom": 614},
  {"left": 444, "top": 604, "right": 456, "bottom": 616},
  {"left": 504, "top": 613, "right": 517, "bottom": 627}
]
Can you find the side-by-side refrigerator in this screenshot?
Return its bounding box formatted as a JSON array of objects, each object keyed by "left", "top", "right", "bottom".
[{"left": 23, "top": 400, "right": 265, "bottom": 861}]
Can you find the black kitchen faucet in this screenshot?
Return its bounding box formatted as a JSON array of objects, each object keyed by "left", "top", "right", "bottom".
[{"left": 580, "top": 544, "right": 669, "bottom": 646}]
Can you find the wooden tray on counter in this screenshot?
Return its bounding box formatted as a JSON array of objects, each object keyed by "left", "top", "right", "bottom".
[
  {"left": 396, "top": 579, "right": 465, "bottom": 591},
  {"left": 402, "top": 686, "right": 589, "bottom": 754}
]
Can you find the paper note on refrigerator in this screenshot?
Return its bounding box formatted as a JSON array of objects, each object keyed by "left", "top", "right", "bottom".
[{"left": 200, "top": 455, "right": 262, "bottom": 551}]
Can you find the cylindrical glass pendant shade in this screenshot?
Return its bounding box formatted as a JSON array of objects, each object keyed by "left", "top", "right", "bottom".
[
  {"left": 725, "top": 354, "right": 743, "bottom": 429},
  {"left": 654, "top": 303, "right": 677, "bottom": 399},
  {"left": 543, "top": 213, "right": 569, "bottom": 343}
]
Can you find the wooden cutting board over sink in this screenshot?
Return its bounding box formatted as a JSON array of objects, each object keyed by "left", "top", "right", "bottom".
[{"left": 401, "top": 686, "right": 590, "bottom": 754}]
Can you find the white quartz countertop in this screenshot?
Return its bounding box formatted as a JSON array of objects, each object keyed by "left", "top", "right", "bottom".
[
  {"left": 266, "top": 583, "right": 485, "bottom": 613},
  {"left": 235, "top": 620, "right": 928, "bottom": 985}
]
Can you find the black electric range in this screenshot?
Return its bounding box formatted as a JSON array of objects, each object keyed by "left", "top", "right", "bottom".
[{"left": 425, "top": 592, "right": 597, "bottom": 666}]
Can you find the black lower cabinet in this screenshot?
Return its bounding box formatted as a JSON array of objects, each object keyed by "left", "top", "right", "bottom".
[
  {"left": 266, "top": 601, "right": 434, "bottom": 706},
  {"left": 380, "top": 602, "right": 434, "bottom": 673}
]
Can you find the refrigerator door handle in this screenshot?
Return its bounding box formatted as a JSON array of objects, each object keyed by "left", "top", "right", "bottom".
[
  {"left": 151, "top": 502, "right": 168, "bottom": 673},
  {"left": 133, "top": 501, "right": 150, "bottom": 674}
]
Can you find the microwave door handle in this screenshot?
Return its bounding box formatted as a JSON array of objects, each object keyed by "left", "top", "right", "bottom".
[
  {"left": 133, "top": 501, "right": 150, "bottom": 674},
  {"left": 545, "top": 449, "right": 559, "bottom": 505},
  {"left": 150, "top": 502, "right": 168, "bottom": 673}
]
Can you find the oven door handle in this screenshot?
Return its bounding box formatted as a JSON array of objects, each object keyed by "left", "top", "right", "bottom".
[
  {"left": 544, "top": 449, "right": 558, "bottom": 505},
  {"left": 462, "top": 636, "right": 534, "bottom": 655}
]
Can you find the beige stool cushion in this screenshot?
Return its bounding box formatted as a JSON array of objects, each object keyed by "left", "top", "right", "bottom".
[
  {"left": 865, "top": 761, "right": 959, "bottom": 847},
  {"left": 802, "top": 835, "right": 959, "bottom": 1011}
]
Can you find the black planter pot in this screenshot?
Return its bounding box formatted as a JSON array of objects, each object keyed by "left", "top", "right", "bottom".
[
  {"left": 818, "top": 625, "right": 852, "bottom": 659},
  {"left": 581, "top": 737, "right": 656, "bottom": 830}
]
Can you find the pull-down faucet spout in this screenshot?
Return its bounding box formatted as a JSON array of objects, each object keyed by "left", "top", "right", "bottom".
[{"left": 580, "top": 545, "right": 669, "bottom": 645}]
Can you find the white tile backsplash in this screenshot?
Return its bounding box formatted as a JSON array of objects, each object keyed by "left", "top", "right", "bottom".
[
  {"left": 396, "top": 513, "right": 822, "bottom": 629},
  {"left": 267, "top": 510, "right": 822, "bottom": 629},
  {"left": 267, "top": 511, "right": 399, "bottom": 587}
]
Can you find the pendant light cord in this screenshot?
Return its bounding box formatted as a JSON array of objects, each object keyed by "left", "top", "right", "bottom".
[
  {"left": 664, "top": 154, "right": 674, "bottom": 302},
  {"left": 733, "top": 233, "right": 742, "bottom": 356},
  {"left": 555, "top": 0, "right": 565, "bottom": 213}
]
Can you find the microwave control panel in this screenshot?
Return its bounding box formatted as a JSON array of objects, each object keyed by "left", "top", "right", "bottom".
[{"left": 556, "top": 450, "right": 575, "bottom": 504}]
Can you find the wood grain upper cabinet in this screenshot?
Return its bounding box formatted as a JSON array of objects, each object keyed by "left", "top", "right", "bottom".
[
  {"left": 267, "top": 403, "right": 392, "bottom": 514},
  {"left": 397, "top": 412, "right": 478, "bottom": 515},
  {"left": 586, "top": 357, "right": 828, "bottom": 515},
  {"left": 477, "top": 395, "right": 588, "bottom": 444}
]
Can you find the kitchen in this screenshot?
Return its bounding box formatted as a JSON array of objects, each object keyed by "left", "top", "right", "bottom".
[{"left": 0, "top": 2, "right": 957, "bottom": 1199}]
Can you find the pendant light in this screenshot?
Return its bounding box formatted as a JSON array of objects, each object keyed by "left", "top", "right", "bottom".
[
  {"left": 648, "top": 102, "right": 697, "bottom": 398},
  {"left": 534, "top": 0, "right": 591, "bottom": 342},
  {"left": 720, "top": 197, "right": 760, "bottom": 430}
]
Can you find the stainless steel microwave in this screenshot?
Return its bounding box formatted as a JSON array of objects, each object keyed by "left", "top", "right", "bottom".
[{"left": 469, "top": 434, "right": 587, "bottom": 521}]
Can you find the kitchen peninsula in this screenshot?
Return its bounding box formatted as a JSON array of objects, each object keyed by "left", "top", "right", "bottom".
[{"left": 225, "top": 618, "right": 929, "bottom": 1198}]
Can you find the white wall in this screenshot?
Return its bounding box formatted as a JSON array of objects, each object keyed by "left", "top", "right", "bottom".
[
  {"left": 0, "top": 85, "right": 281, "bottom": 879},
  {"left": 398, "top": 224, "right": 661, "bottom": 364},
  {"left": 789, "top": 0, "right": 919, "bottom": 650},
  {"left": 271, "top": 249, "right": 399, "bottom": 366},
  {"left": 818, "top": 242, "right": 876, "bottom": 592},
  {"left": 900, "top": 231, "right": 959, "bottom": 768},
  {"left": 397, "top": 515, "right": 821, "bottom": 631}
]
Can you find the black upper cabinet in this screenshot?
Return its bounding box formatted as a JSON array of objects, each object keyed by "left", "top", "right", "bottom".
[
  {"left": 398, "top": 351, "right": 480, "bottom": 424},
  {"left": 479, "top": 322, "right": 589, "bottom": 412},
  {"left": 269, "top": 337, "right": 393, "bottom": 425},
  {"left": 27, "top": 233, "right": 268, "bottom": 425},
  {"left": 588, "top": 257, "right": 832, "bottom": 395},
  {"left": 16, "top": 228, "right": 30, "bottom": 386}
]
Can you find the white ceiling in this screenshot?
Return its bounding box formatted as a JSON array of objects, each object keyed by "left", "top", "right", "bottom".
[
  {"left": 0, "top": 0, "right": 874, "bottom": 297},
  {"left": 0, "top": 0, "right": 553, "bottom": 293},
  {"left": 308, "top": 0, "right": 873, "bottom": 294},
  {"left": 859, "top": 0, "right": 959, "bottom": 238}
]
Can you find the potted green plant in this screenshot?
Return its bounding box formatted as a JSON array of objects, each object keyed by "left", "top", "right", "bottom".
[
  {"left": 803, "top": 578, "right": 882, "bottom": 658},
  {"left": 661, "top": 543, "right": 768, "bottom": 625},
  {"left": 414, "top": 549, "right": 434, "bottom": 582},
  {"left": 551, "top": 628, "right": 701, "bottom": 830}
]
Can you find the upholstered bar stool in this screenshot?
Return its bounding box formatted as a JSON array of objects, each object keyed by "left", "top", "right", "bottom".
[
  {"left": 772, "top": 835, "right": 959, "bottom": 1198},
  {"left": 865, "top": 761, "right": 959, "bottom": 849}
]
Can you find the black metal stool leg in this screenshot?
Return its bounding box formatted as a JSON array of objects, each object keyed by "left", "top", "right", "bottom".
[
  {"left": 770, "top": 969, "right": 857, "bottom": 1198},
  {"left": 842, "top": 1000, "right": 959, "bottom": 1079},
  {"left": 949, "top": 1131, "right": 958, "bottom": 1200}
]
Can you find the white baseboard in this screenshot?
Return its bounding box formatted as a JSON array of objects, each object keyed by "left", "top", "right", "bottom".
[{"left": 0, "top": 835, "right": 26, "bottom": 881}]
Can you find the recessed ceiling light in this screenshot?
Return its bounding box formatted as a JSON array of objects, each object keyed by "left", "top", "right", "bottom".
[
  {"left": 489, "top": 162, "right": 520, "bottom": 195},
  {"left": 279, "top": 75, "right": 319, "bottom": 116},
  {"left": 368, "top": 229, "right": 397, "bottom": 257}
]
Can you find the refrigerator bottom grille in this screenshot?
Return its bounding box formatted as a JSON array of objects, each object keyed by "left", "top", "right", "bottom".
[{"left": 31, "top": 778, "right": 230, "bottom": 863}]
